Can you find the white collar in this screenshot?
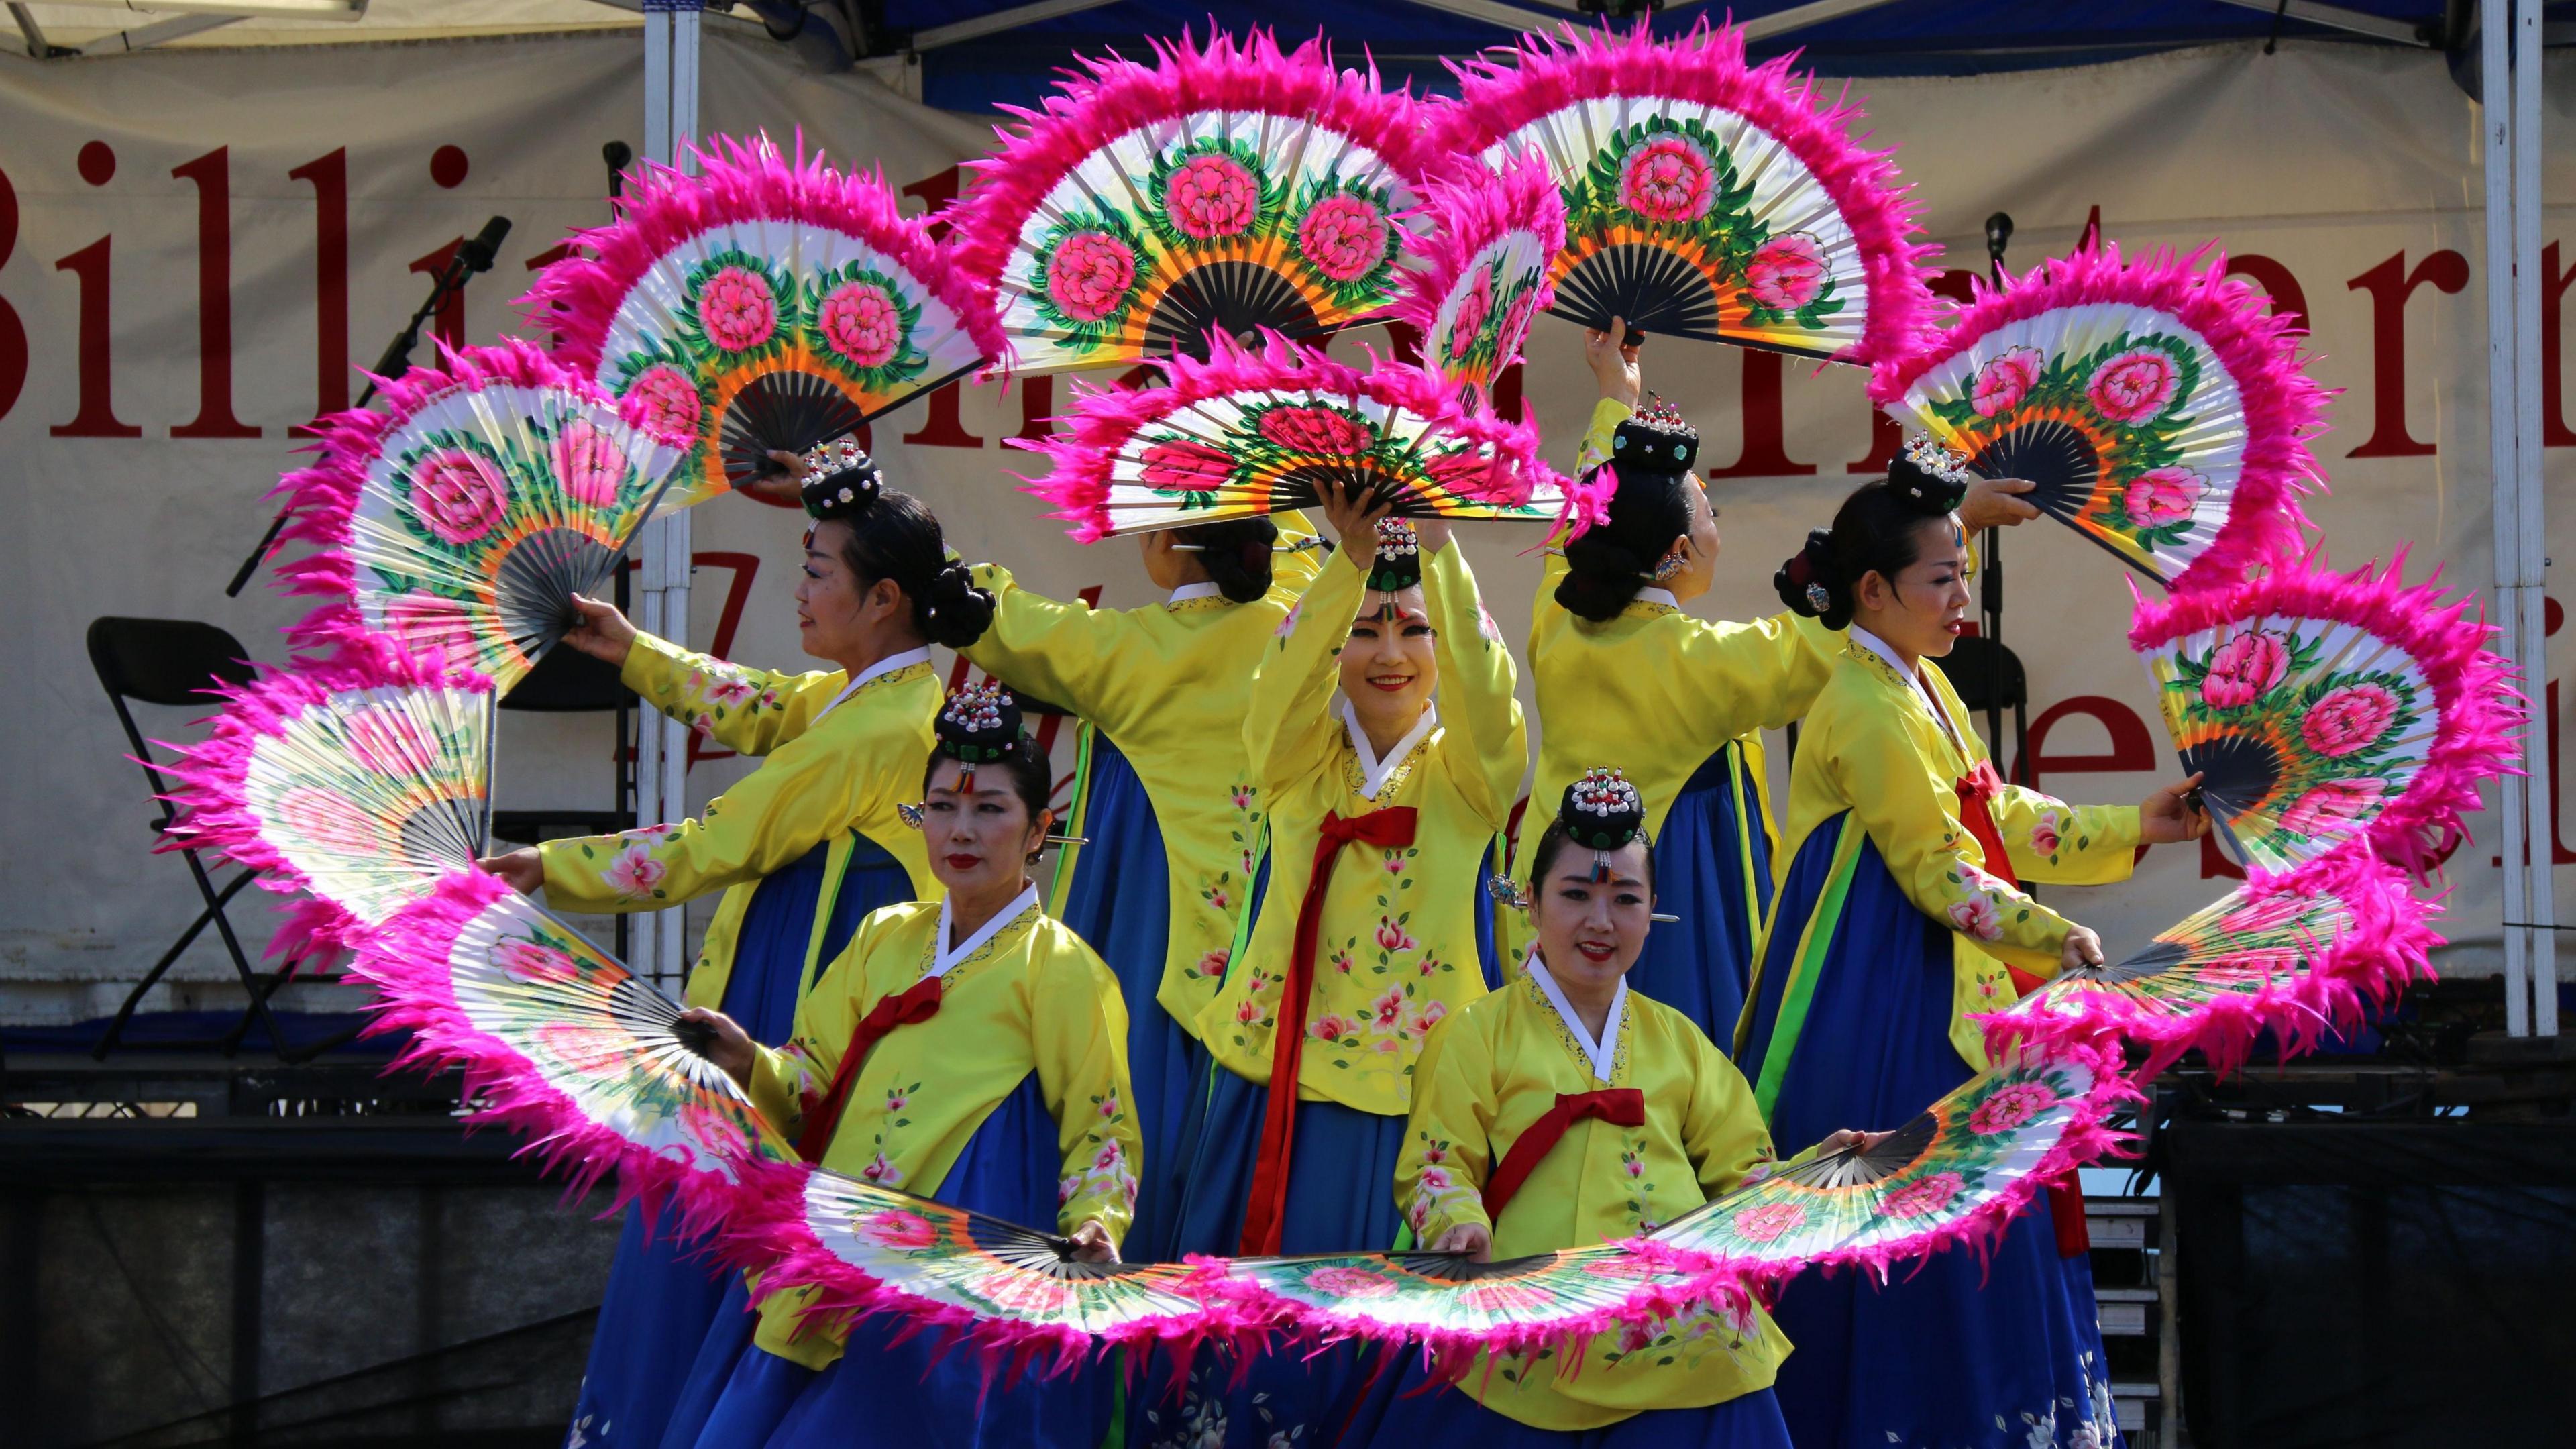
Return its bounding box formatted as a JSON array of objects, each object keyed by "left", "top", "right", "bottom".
[
  {"left": 1338, "top": 696, "right": 1438, "bottom": 798},
  {"left": 1849, "top": 625, "right": 1965, "bottom": 755},
  {"left": 932, "top": 883, "right": 1041, "bottom": 978},
  {"left": 1525, "top": 949, "right": 1627, "bottom": 1085},
  {"left": 1632, "top": 586, "right": 1680, "bottom": 610},
  {"left": 1165, "top": 581, "right": 1225, "bottom": 605},
  {"left": 814, "top": 646, "right": 933, "bottom": 723}
]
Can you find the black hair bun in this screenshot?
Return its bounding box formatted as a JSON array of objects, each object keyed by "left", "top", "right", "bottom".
[
  {"left": 934, "top": 682, "right": 1023, "bottom": 763},
  {"left": 799, "top": 437, "right": 883, "bottom": 519},
  {"left": 1561, "top": 767, "right": 1647, "bottom": 851},
  {"left": 1886, "top": 434, "right": 1972, "bottom": 517},
  {"left": 1774, "top": 528, "right": 1854, "bottom": 630},
  {"left": 1179, "top": 517, "right": 1279, "bottom": 604},
  {"left": 919, "top": 561, "right": 996, "bottom": 649},
  {"left": 1556, "top": 532, "right": 1651, "bottom": 623},
  {"left": 1610, "top": 395, "right": 1699, "bottom": 479},
  {"left": 1365, "top": 517, "right": 1423, "bottom": 593}
]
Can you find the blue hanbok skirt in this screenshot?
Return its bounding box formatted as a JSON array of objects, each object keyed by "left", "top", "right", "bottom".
[
  {"left": 1625, "top": 741, "right": 1772, "bottom": 1046},
  {"left": 1737, "top": 813, "right": 2120, "bottom": 1449},
  {"left": 566, "top": 835, "right": 911, "bottom": 1449},
  {"left": 1344, "top": 1350, "right": 1795, "bottom": 1449},
  {"left": 1053, "top": 727, "right": 1260, "bottom": 1262},
  {"left": 665, "top": 1071, "right": 1111, "bottom": 1449}
]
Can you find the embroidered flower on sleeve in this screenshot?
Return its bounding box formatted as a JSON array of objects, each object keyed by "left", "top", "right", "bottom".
[
  {"left": 861, "top": 1152, "right": 905, "bottom": 1188},
  {"left": 604, "top": 842, "right": 668, "bottom": 900},
  {"left": 2028, "top": 810, "right": 2063, "bottom": 859}
]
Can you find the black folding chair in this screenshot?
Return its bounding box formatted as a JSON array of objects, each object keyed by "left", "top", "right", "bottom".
[
  {"left": 85, "top": 616, "right": 299, "bottom": 1060},
  {"left": 1933, "top": 633, "right": 2032, "bottom": 783}
]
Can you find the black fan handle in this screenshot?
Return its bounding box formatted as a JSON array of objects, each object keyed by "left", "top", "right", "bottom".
[{"left": 672, "top": 1016, "right": 719, "bottom": 1059}]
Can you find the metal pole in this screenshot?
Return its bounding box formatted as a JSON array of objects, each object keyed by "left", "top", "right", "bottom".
[
  {"left": 651, "top": 3, "right": 702, "bottom": 991},
  {"left": 2512, "top": 0, "right": 2558, "bottom": 1035},
  {"left": 2482, "top": 0, "right": 2531, "bottom": 1036},
  {"left": 631, "top": 3, "right": 676, "bottom": 982}
]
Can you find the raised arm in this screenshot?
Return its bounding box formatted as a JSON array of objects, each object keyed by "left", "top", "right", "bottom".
[
  {"left": 1421, "top": 545, "right": 1527, "bottom": 829},
  {"left": 1396, "top": 1014, "right": 1497, "bottom": 1249},
  {"left": 1244, "top": 543, "right": 1366, "bottom": 797},
  {"left": 1029, "top": 949, "right": 1142, "bottom": 1243},
  {"left": 621, "top": 631, "right": 848, "bottom": 757},
  {"left": 961, "top": 561, "right": 1133, "bottom": 726},
  {"left": 1989, "top": 783, "right": 2143, "bottom": 887}
]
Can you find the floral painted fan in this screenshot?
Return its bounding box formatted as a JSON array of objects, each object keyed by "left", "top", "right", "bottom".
[
  {"left": 1872, "top": 244, "right": 2329, "bottom": 591},
  {"left": 161, "top": 653, "right": 492, "bottom": 963},
  {"left": 952, "top": 30, "right": 1441, "bottom": 376},
  {"left": 357, "top": 869, "right": 797, "bottom": 1214},
  {"left": 1650, "top": 1049, "right": 2127, "bottom": 1289},
  {"left": 1982, "top": 857, "right": 2438, "bottom": 1075},
  {"left": 2131, "top": 558, "right": 2518, "bottom": 876},
  {"left": 1208, "top": 1241, "right": 1716, "bottom": 1362},
  {"left": 276, "top": 339, "right": 682, "bottom": 695},
  {"left": 1432, "top": 20, "right": 1932, "bottom": 364},
  {"left": 745, "top": 1165, "right": 1258, "bottom": 1366},
  {"left": 1018, "top": 333, "right": 1587, "bottom": 541},
  {"left": 528, "top": 135, "right": 1003, "bottom": 507},
  {"left": 1390, "top": 158, "right": 1566, "bottom": 416}
]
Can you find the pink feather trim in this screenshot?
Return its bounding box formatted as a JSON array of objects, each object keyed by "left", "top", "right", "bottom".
[
  {"left": 732, "top": 1168, "right": 1281, "bottom": 1379},
  {"left": 2129, "top": 552, "right": 2525, "bottom": 879},
  {"left": 1873, "top": 241, "right": 2332, "bottom": 593},
  {"left": 1014, "top": 330, "right": 1598, "bottom": 542},
  {"left": 1429, "top": 17, "right": 1938, "bottom": 367},
  {"left": 950, "top": 28, "right": 1448, "bottom": 294},
  {"left": 1978, "top": 853, "right": 2441, "bottom": 1079},
  {"left": 521, "top": 132, "right": 1005, "bottom": 382},
  {"left": 345, "top": 869, "right": 768, "bottom": 1242},
  {"left": 1388, "top": 154, "right": 1568, "bottom": 347},
  {"left": 153, "top": 648, "right": 492, "bottom": 963},
  {"left": 267, "top": 338, "right": 657, "bottom": 667}
]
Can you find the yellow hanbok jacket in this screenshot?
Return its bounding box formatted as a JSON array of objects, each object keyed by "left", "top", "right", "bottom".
[
  {"left": 1397, "top": 961, "right": 1786, "bottom": 1430},
  {"left": 1752, "top": 635, "right": 2142, "bottom": 1072},
  {"left": 538, "top": 634, "right": 939, "bottom": 1009},
  {"left": 1513, "top": 397, "right": 1835, "bottom": 955},
  {"left": 963, "top": 517, "right": 1321, "bottom": 1032},
  {"left": 1196, "top": 543, "right": 1527, "bottom": 1118},
  {"left": 744, "top": 894, "right": 1141, "bottom": 1366}
]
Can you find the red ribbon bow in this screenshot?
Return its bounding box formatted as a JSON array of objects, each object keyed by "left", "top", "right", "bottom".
[
  {"left": 796, "top": 974, "right": 943, "bottom": 1163},
  {"left": 1480, "top": 1087, "right": 1647, "bottom": 1224},
  {"left": 1238, "top": 805, "right": 1419, "bottom": 1256}
]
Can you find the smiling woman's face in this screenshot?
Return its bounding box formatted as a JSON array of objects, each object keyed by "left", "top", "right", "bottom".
[
  {"left": 919, "top": 757, "right": 1049, "bottom": 899},
  {"left": 1532, "top": 838, "right": 1655, "bottom": 996},
  {"left": 1339, "top": 586, "right": 1437, "bottom": 735}
]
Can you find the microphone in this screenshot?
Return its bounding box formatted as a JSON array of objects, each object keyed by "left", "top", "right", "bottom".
[
  {"left": 604, "top": 140, "right": 633, "bottom": 200},
  {"left": 455, "top": 215, "right": 512, "bottom": 275},
  {"left": 1984, "top": 212, "right": 2013, "bottom": 265}
]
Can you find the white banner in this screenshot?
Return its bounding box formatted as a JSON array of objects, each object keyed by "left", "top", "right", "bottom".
[{"left": 1, "top": 32, "right": 2567, "bottom": 1017}]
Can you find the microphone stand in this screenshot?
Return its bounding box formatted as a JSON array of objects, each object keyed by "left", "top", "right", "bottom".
[
  {"left": 225, "top": 217, "right": 513, "bottom": 598},
  {"left": 1980, "top": 212, "right": 2013, "bottom": 773}
]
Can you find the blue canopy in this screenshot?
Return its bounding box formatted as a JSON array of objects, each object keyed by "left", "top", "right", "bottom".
[{"left": 867, "top": 1, "right": 2466, "bottom": 113}]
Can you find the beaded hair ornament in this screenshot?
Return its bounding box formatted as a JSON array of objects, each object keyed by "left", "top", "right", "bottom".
[
  {"left": 1562, "top": 767, "right": 1648, "bottom": 882},
  {"left": 798, "top": 435, "right": 883, "bottom": 518},
  {"left": 1890, "top": 433, "right": 1974, "bottom": 516},
  {"left": 1605, "top": 396, "right": 1701, "bottom": 583},
  {"left": 934, "top": 682, "right": 1020, "bottom": 794},
  {"left": 1365, "top": 516, "right": 1424, "bottom": 609}
]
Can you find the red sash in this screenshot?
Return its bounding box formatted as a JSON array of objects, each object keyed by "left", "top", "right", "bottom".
[
  {"left": 1953, "top": 760, "right": 2046, "bottom": 999},
  {"left": 1957, "top": 762, "right": 2092, "bottom": 1255},
  {"left": 1238, "top": 805, "right": 1419, "bottom": 1256},
  {"left": 796, "top": 975, "right": 943, "bottom": 1163},
  {"left": 1479, "top": 1088, "right": 1647, "bottom": 1224}
]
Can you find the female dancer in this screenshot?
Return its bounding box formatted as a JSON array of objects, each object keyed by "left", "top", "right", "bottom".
[
  {"left": 1354, "top": 769, "right": 1815, "bottom": 1448},
  {"left": 1737, "top": 459, "right": 2206, "bottom": 1449},
  {"left": 478, "top": 441, "right": 989, "bottom": 1449},
  {"left": 665, "top": 684, "right": 1138, "bottom": 1449},
  {"left": 1174, "top": 487, "right": 1525, "bottom": 1260},
  {"left": 961, "top": 513, "right": 1320, "bottom": 1258},
  {"left": 1523, "top": 320, "right": 2036, "bottom": 1041}
]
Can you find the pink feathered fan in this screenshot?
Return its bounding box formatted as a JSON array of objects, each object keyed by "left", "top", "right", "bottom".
[
  {"left": 1874, "top": 243, "right": 2330, "bottom": 591},
  {"left": 953, "top": 30, "right": 1444, "bottom": 376},
  {"left": 527, "top": 135, "right": 1003, "bottom": 508},
  {"left": 1390, "top": 158, "right": 1567, "bottom": 417},
  {"left": 1431, "top": 20, "right": 1933, "bottom": 364}
]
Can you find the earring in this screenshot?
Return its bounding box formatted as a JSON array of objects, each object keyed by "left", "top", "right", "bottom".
[{"left": 1652, "top": 547, "right": 1686, "bottom": 583}]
